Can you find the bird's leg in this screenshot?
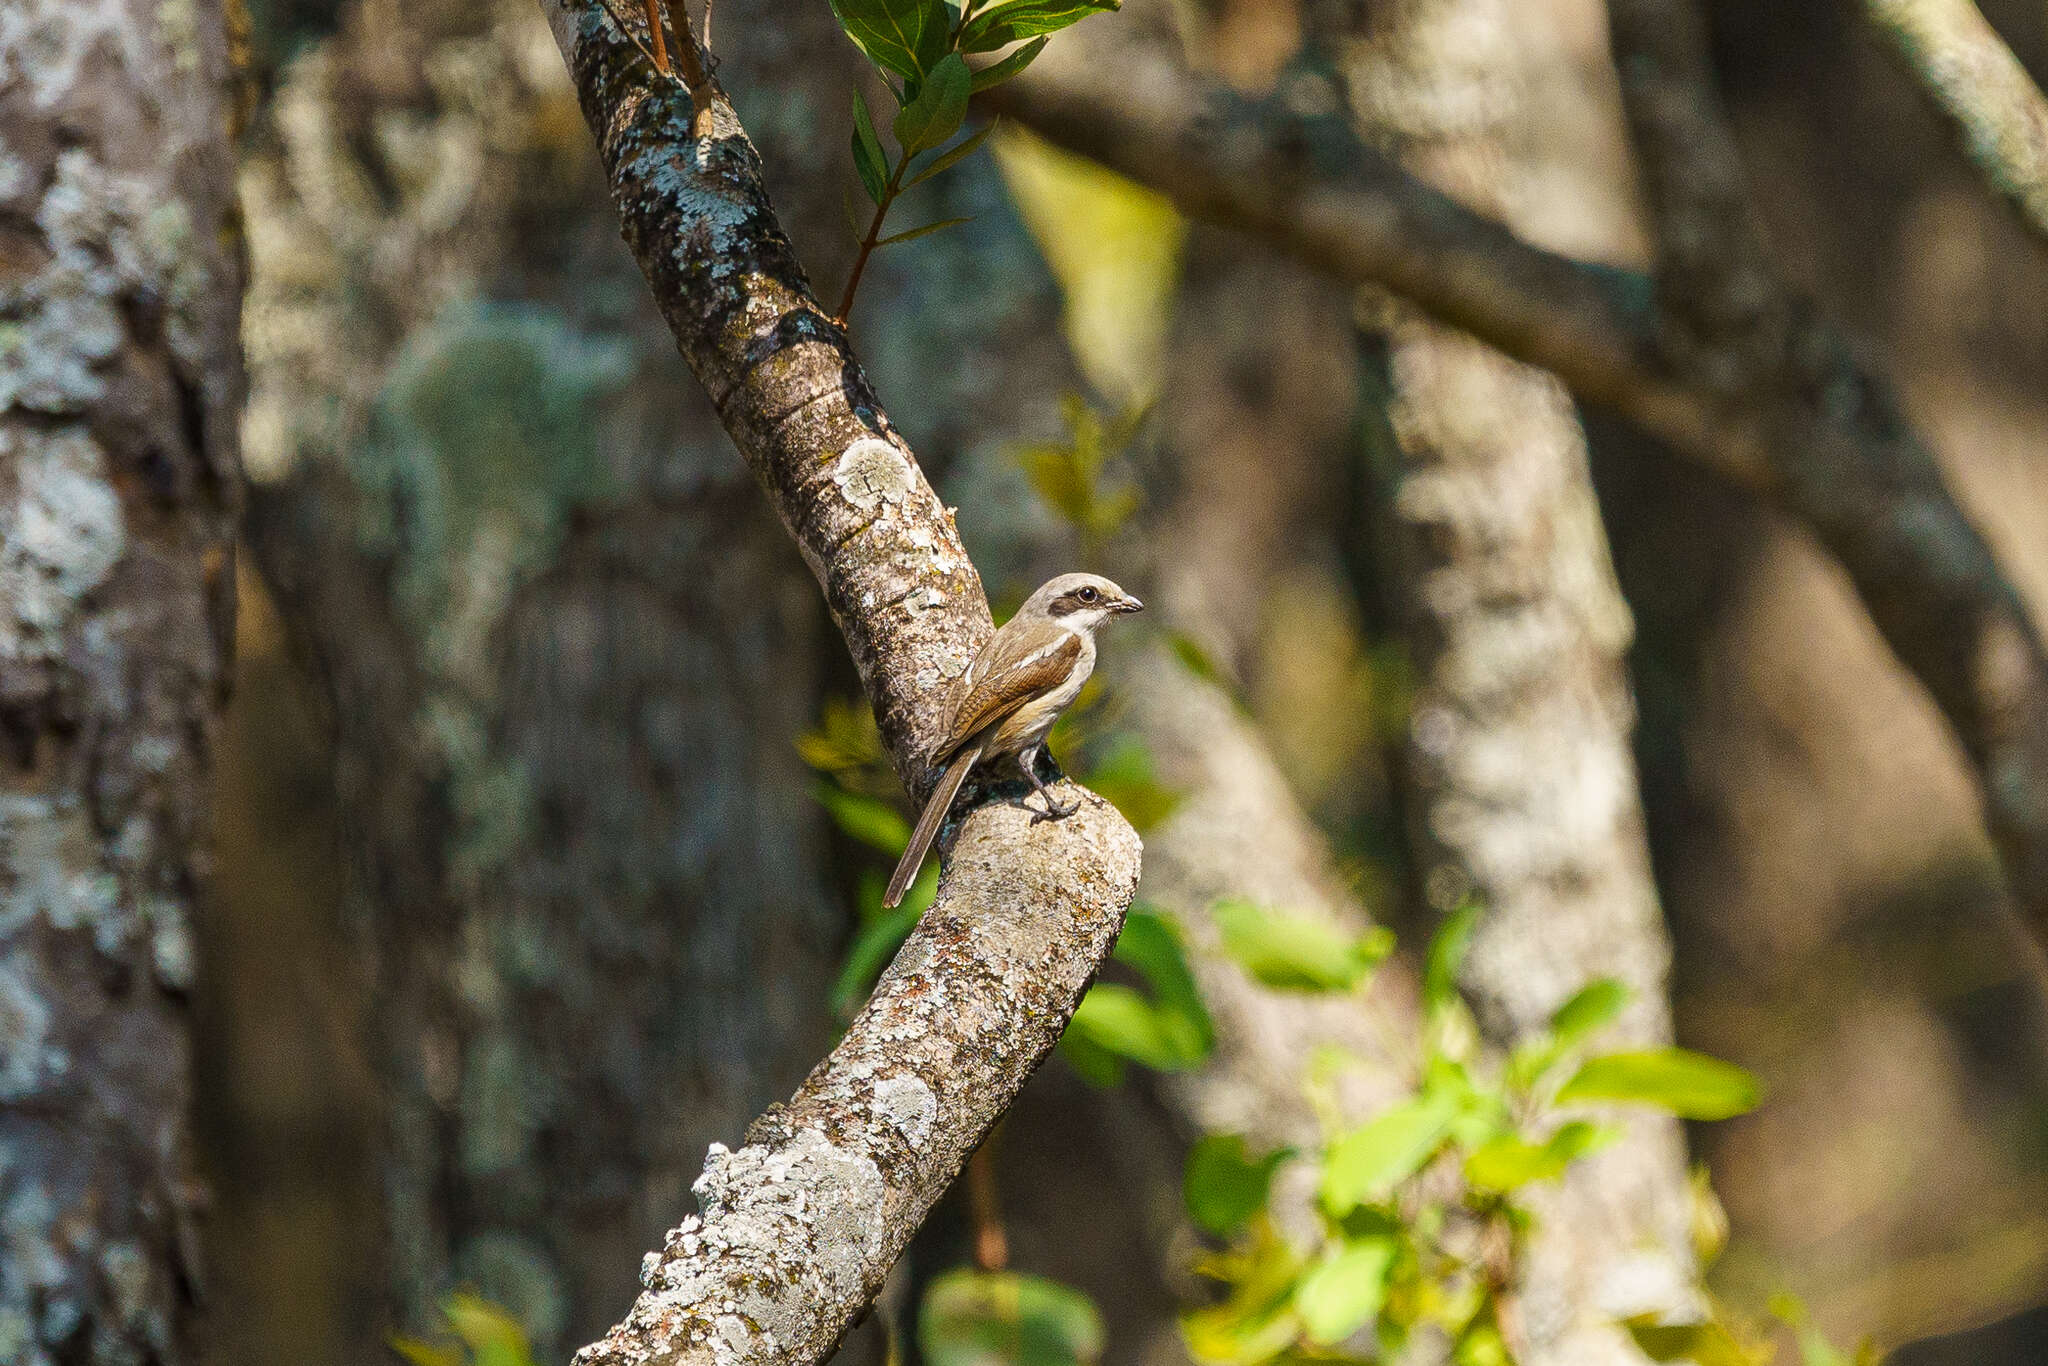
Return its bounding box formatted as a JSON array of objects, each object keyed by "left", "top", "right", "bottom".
[{"left": 1017, "top": 746, "right": 1077, "bottom": 822}]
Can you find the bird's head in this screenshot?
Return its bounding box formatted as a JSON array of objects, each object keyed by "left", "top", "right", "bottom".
[{"left": 1018, "top": 572, "right": 1144, "bottom": 634}]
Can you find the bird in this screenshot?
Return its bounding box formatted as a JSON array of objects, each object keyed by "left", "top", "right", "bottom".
[{"left": 882, "top": 572, "right": 1144, "bottom": 908}]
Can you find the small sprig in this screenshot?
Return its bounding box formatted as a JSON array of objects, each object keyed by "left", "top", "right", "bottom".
[{"left": 828, "top": 0, "right": 1121, "bottom": 322}]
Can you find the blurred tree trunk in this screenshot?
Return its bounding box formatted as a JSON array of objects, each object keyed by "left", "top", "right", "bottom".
[
  {"left": 0, "top": 0, "right": 244, "bottom": 1362},
  {"left": 234, "top": 0, "right": 863, "bottom": 1353},
  {"left": 1329, "top": 0, "right": 1698, "bottom": 1357}
]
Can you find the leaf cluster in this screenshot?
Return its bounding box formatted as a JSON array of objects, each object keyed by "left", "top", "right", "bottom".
[
  {"left": 1178, "top": 903, "right": 1768, "bottom": 1365},
  {"left": 830, "top": 0, "right": 1120, "bottom": 287}
]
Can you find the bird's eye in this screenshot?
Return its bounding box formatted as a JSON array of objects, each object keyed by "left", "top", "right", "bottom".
[{"left": 1077, "top": 586, "right": 1099, "bottom": 603}]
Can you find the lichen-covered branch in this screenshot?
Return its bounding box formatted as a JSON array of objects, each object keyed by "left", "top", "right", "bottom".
[
  {"left": 536, "top": 5, "right": 1143, "bottom": 1363},
  {"left": 1865, "top": 0, "right": 2048, "bottom": 246},
  {"left": 0, "top": 0, "right": 243, "bottom": 1362},
  {"left": 987, "top": 35, "right": 2048, "bottom": 954}
]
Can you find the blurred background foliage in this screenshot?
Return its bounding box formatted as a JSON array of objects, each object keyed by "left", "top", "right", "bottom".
[{"left": 202, "top": 0, "right": 2048, "bottom": 1363}]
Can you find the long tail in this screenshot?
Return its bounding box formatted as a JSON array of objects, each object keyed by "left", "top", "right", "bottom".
[{"left": 884, "top": 744, "right": 982, "bottom": 908}]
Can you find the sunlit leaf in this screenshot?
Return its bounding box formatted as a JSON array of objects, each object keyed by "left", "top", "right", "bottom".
[
  {"left": 852, "top": 92, "right": 889, "bottom": 203},
  {"left": 1320, "top": 1093, "right": 1457, "bottom": 1214},
  {"left": 1180, "top": 1225, "right": 1304, "bottom": 1366},
  {"left": 829, "top": 0, "right": 952, "bottom": 80},
  {"left": 1294, "top": 1236, "right": 1396, "bottom": 1346},
  {"left": 960, "top": 0, "right": 1120, "bottom": 53},
  {"left": 1212, "top": 899, "right": 1392, "bottom": 993},
  {"left": 1549, "top": 978, "right": 1631, "bottom": 1049},
  {"left": 894, "top": 53, "right": 972, "bottom": 155},
  {"left": 1624, "top": 1316, "right": 1771, "bottom": 1366},
  {"left": 1556, "top": 1049, "right": 1762, "bottom": 1120},
  {"left": 441, "top": 1294, "right": 535, "bottom": 1366},
  {"left": 1183, "top": 1134, "right": 1291, "bottom": 1236},
  {"left": 921, "top": 1269, "right": 1105, "bottom": 1366},
  {"left": 969, "top": 36, "right": 1048, "bottom": 91},
  {"left": 1463, "top": 1121, "right": 1617, "bottom": 1192}
]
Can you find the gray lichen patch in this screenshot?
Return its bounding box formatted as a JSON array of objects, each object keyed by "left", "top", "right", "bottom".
[
  {"left": 0, "top": 428, "right": 126, "bottom": 667},
  {"left": 831, "top": 439, "right": 913, "bottom": 513}
]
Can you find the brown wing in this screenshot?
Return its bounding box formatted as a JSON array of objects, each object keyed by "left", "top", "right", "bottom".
[{"left": 940, "top": 627, "right": 1083, "bottom": 758}]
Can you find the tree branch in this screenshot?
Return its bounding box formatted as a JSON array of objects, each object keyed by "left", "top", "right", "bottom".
[
  {"left": 1865, "top": 0, "right": 2048, "bottom": 246},
  {"left": 984, "top": 37, "right": 2048, "bottom": 953},
  {"left": 537, "top": 5, "right": 1142, "bottom": 1363}
]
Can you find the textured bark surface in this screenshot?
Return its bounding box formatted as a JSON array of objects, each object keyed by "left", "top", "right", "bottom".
[
  {"left": 539, "top": 4, "right": 1144, "bottom": 1362},
  {"left": 235, "top": 0, "right": 844, "bottom": 1351},
  {"left": 1865, "top": 0, "right": 2048, "bottom": 245},
  {"left": 1333, "top": 1, "right": 1695, "bottom": 1356},
  {"left": 989, "top": 30, "right": 2048, "bottom": 960},
  {"left": 0, "top": 1, "right": 243, "bottom": 1363}
]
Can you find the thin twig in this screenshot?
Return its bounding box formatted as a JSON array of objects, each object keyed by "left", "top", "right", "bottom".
[
  {"left": 837, "top": 150, "right": 911, "bottom": 323},
  {"left": 668, "top": 0, "right": 716, "bottom": 140},
  {"left": 593, "top": 0, "right": 669, "bottom": 79},
  {"left": 639, "top": 0, "right": 670, "bottom": 73}
]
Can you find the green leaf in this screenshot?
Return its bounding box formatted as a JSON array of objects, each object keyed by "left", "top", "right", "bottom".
[
  {"left": 1076, "top": 735, "right": 1181, "bottom": 831},
  {"left": 893, "top": 53, "right": 972, "bottom": 155},
  {"left": 921, "top": 1269, "right": 1105, "bottom": 1366},
  {"left": 969, "top": 36, "right": 1049, "bottom": 91},
  {"left": 1113, "top": 910, "right": 1211, "bottom": 1043},
  {"left": 852, "top": 92, "right": 889, "bottom": 203},
  {"left": 1549, "top": 978, "right": 1631, "bottom": 1049},
  {"left": 391, "top": 1340, "right": 464, "bottom": 1366},
  {"left": 829, "top": 0, "right": 952, "bottom": 80},
  {"left": 1624, "top": 1317, "right": 1771, "bottom": 1366},
  {"left": 1293, "top": 1236, "right": 1396, "bottom": 1346},
  {"left": 1463, "top": 1121, "right": 1617, "bottom": 1192},
  {"left": 1179, "top": 1227, "right": 1303, "bottom": 1366},
  {"left": 831, "top": 866, "right": 936, "bottom": 1017},
  {"left": 1065, "top": 985, "right": 1190, "bottom": 1070},
  {"left": 441, "top": 1294, "right": 535, "bottom": 1366},
  {"left": 878, "top": 215, "right": 975, "bottom": 246},
  {"left": 908, "top": 120, "right": 1001, "bottom": 188},
  {"left": 1183, "top": 1134, "right": 1291, "bottom": 1236},
  {"left": 1212, "top": 899, "right": 1392, "bottom": 993},
  {"left": 1060, "top": 909, "right": 1213, "bottom": 1077},
  {"left": 814, "top": 783, "right": 910, "bottom": 854},
  {"left": 1320, "top": 1093, "right": 1457, "bottom": 1214},
  {"left": 1424, "top": 899, "right": 1480, "bottom": 1012},
  {"left": 1556, "top": 1049, "right": 1762, "bottom": 1120},
  {"left": 960, "top": 0, "right": 1120, "bottom": 53}
]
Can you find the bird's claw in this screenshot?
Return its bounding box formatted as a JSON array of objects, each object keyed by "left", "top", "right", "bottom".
[{"left": 1030, "top": 795, "right": 1079, "bottom": 823}]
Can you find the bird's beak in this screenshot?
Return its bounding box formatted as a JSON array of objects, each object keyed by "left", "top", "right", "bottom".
[{"left": 1116, "top": 596, "right": 1145, "bottom": 614}]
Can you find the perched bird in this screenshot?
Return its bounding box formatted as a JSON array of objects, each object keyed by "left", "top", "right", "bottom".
[{"left": 883, "top": 572, "right": 1144, "bottom": 907}]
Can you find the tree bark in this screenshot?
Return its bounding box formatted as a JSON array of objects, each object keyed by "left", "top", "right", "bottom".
[
  {"left": 1331, "top": 2, "right": 1696, "bottom": 1356},
  {"left": 0, "top": 1, "right": 243, "bottom": 1363},
  {"left": 236, "top": 0, "right": 847, "bottom": 1351},
  {"left": 533, "top": 5, "right": 1145, "bottom": 1362}
]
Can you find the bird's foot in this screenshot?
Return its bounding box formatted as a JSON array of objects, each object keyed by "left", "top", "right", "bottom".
[{"left": 1029, "top": 792, "right": 1079, "bottom": 823}]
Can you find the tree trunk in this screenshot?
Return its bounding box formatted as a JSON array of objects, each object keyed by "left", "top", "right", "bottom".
[
  {"left": 0, "top": 1, "right": 243, "bottom": 1363},
  {"left": 1334, "top": 0, "right": 1698, "bottom": 1357},
  {"left": 237, "top": 0, "right": 854, "bottom": 1351}
]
